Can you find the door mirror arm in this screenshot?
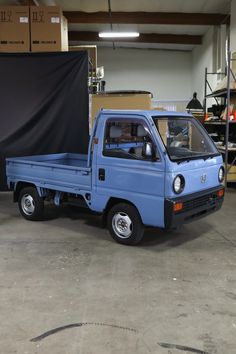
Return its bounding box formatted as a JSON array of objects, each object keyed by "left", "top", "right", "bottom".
[{"left": 143, "top": 142, "right": 159, "bottom": 161}]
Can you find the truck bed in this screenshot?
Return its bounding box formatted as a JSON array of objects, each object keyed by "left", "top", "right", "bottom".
[{"left": 6, "top": 153, "right": 92, "bottom": 194}]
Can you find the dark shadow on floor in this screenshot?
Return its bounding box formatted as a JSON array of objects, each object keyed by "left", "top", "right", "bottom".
[
  {"left": 43, "top": 204, "right": 212, "bottom": 249},
  {"left": 139, "top": 221, "right": 212, "bottom": 248},
  {"left": 0, "top": 193, "right": 216, "bottom": 249}
]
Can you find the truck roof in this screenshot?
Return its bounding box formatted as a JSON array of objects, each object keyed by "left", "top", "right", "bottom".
[{"left": 99, "top": 109, "right": 193, "bottom": 118}]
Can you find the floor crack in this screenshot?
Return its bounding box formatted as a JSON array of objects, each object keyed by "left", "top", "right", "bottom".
[{"left": 214, "top": 229, "right": 236, "bottom": 248}]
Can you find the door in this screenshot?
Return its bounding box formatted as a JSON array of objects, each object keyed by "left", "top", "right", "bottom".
[{"left": 94, "top": 115, "right": 166, "bottom": 228}]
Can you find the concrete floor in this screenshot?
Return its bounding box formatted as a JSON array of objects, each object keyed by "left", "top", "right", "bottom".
[{"left": 0, "top": 190, "right": 236, "bottom": 354}]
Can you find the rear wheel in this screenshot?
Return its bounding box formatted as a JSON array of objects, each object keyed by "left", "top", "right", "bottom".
[
  {"left": 107, "top": 203, "right": 144, "bottom": 245},
  {"left": 18, "top": 187, "right": 44, "bottom": 221}
]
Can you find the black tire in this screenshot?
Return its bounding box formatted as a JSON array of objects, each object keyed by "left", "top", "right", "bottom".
[
  {"left": 107, "top": 203, "right": 144, "bottom": 245},
  {"left": 18, "top": 187, "right": 44, "bottom": 221}
]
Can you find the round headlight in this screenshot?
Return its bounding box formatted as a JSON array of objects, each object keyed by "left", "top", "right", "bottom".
[
  {"left": 218, "top": 166, "right": 225, "bottom": 183},
  {"left": 173, "top": 175, "right": 185, "bottom": 194}
]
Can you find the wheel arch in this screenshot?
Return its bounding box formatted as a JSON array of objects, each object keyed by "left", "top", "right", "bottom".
[
  {"left": 13, "top": 182, "right": 37, "bottom": 202},
  {"left": 103, "top": 197, "right": 142, "bottom": 222}
]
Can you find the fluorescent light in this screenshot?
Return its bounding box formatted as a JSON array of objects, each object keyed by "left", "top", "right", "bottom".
[{"left": 99, "top": 32, "right": 140, "bottom": 38}]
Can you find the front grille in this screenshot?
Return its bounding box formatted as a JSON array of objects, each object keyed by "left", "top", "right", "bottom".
[{"left": 181, "top": 191, "right": 220, "bottom": 213}]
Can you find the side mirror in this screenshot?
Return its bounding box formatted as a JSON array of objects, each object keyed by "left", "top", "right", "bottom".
[{"left": 143, "top": 142, "right": 158, "bottom": 161}]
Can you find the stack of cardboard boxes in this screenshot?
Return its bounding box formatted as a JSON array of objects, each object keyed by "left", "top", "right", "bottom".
[
  {"left": 0, "top": 6, "right": 29, "bottom": 52},
  {"left": 30, "top": 6, "right": 68, "bottom": 52},
  {"left": 0, "top": 6, "right": 68, "bottom": 52},
  {"left": 90, "top": 92, "right": 153, "bottom": 128}
]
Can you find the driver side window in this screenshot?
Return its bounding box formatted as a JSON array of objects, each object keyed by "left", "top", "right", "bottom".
[{"left": 103, "top": 119, "right": 158, "bottom": 161}]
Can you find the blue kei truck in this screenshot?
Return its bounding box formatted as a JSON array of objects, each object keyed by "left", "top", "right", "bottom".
[{"left": 6, "top": 110, "right": 225, "bottom": 245}]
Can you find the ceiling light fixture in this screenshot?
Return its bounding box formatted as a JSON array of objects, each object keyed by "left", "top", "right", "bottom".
[{"left": 99, "top": 32, "right": 140, "bottom": 38}]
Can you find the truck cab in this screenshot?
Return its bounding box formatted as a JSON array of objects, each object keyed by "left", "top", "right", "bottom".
[{"left": 6, "top": 110, "right": 225, "bottom": 245}]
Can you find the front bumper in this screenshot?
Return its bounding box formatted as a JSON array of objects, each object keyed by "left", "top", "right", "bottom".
[{"left": 164, "top": 186, "right": 224, "bottom": 229}]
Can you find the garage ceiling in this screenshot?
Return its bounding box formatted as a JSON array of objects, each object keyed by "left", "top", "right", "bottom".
[{"left": 0, "top": 0, "right": 232, "bottom": 51}]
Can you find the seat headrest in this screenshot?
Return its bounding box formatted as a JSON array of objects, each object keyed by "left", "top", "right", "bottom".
[
  {"left": 137, "top": 125, "right": 148, "bottom": 137},
  {"left": 110, "top": 126, "right": 122, "bottom": 138}
]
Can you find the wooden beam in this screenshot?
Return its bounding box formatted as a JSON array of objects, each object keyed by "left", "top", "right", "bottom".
[
  {"left": 64, "top": 11, "right": 230, "bottom": 26},
  {"left": 68, "top": 31, "right": 202, "bottom": 45}
]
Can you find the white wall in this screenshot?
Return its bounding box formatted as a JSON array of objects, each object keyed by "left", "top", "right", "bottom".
[
  {"left": 230, "top": 0, "right": 236, "bottom": 53},
  {"left": 191, "top": 27, "right": 215, "bottom": 105},
  {"left": 97, "top": 47, "right": 192, "bottom": 101}
]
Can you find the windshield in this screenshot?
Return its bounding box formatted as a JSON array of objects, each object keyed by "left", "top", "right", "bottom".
[{"left": 152, "top": 116, "right": 219, "bottom": 162}]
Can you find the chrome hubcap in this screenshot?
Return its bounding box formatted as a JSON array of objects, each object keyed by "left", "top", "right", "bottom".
[
  {"left": 21, "top": 194, "right": 35, "bottom": 215},
  {"left": 112, "top": 212, "right": 132, "bottom": 239}
]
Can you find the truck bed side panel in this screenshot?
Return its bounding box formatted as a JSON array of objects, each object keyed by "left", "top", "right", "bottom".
[{"left": 6, "top": 153, "right": 92, "bottom": 193}]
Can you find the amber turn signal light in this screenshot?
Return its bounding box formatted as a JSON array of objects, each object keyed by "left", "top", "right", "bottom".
[
  {"left": 173, "top": 202, "right": 183, "bottom": 212},
  {"left": 217, "top": 189, "right": 224, "bottom": 198}
]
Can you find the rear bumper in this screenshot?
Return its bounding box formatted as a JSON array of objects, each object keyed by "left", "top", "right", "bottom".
[{"left": 164, "top": 186, "right": 224, "bottom": 229}]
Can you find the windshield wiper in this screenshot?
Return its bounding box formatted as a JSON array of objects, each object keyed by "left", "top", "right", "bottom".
[
  {"left": 170, "top": 157, "right": 191, "bottom": 164},
  {"left": 176, "top": 159, "right": 191, "bottom": 164},
  {"left": 172, "top": 152, "right": 219, "bottom": 164},
  {"left": 202, "top": 153, "right": 220, "bottom": 160}
]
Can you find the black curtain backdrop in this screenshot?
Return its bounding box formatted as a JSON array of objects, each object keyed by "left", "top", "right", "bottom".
[{"left": 0, "top": 51, "right": 89, "bottom": 190}]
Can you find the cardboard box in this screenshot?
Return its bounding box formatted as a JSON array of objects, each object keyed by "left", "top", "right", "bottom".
[
  {"left": 232, "top": 52, "right": 236, "bottom": 74},
  {"left": 0, "top": 6, "right": 30, "bottom": 52},
  {"left": 226, "top": 165, "right": 236, "bottom": 182},
  {"left": 30, "top": 6, "right": 68, "bottom": 52},
  {"left": 91, "top": 92, "right": 152, "bottom": 127},
  {"left": 152, "top": 107, "right": 166, "bottom": 111},
  {"left": 69, "top": 45, "right": 97, "bottom": 71}
]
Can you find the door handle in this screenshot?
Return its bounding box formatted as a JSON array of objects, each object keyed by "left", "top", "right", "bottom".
[
  {"left": 99, "top": 168, "right": 105, "bottom": 181},
  {"left": 81, "top": 171, "right": 89, "bottom": 175}
]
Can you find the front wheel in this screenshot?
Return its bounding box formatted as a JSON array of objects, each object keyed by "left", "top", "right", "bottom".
[
  {"left": 18, "top": 187, "right": 44, "bottom": 221},
  {"left": 107, "top": 203, "right": 144, "bottom": 245}
]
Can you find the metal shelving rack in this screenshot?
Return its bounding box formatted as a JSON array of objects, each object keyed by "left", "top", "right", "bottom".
[
  {"left": 203, "top": 67, "right": 226, "bottom": 117},
  {"left": 224, "top": 51, "right": 236, "bottom": 185},
  {"left": 204, "top": 52, "right": 236, "bottom": 185}
]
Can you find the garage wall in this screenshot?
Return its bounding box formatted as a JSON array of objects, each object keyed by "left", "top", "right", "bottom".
[
  {"left": 230, "top": 0, "right": 236, "bottom": 53},
  {"left": 191, "top": 27, "right": 215, "bottom": 105},
  {"left": 97, "top": 47, "right": 192, "bottom": 101}
]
